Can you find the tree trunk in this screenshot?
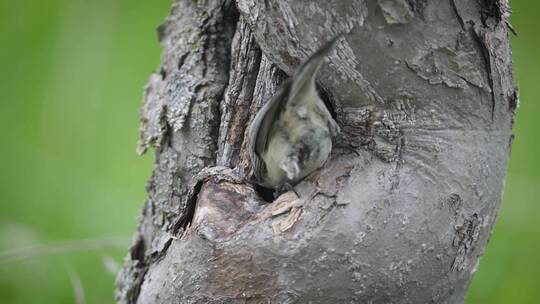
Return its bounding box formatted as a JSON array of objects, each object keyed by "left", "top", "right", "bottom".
[{"left": 116, "top": 0, "right": 517, "bottom": 303}]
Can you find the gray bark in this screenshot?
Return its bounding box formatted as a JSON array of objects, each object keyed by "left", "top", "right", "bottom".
[{"left": 116, "top": 0, "right": 517, "bottom": 303}]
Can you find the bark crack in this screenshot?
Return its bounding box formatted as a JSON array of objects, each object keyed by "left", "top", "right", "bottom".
[
  {"left": 449, "top": 0, "right": 465, "bottom": 30},
  {"left": 468, "top": 23, "right": 496, "bottom": 122}
]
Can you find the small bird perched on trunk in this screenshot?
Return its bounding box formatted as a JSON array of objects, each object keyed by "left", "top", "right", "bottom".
[{"left": 249, "top": 35, "right": 342, "bottom": 194}]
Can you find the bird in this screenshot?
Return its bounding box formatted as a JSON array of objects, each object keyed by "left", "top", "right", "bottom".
[{"left": 248, "top": 35, "right": 342, "bottom": 194}]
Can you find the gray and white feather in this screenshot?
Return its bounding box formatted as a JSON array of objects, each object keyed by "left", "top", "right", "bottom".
[{"left": 248, "top": 36, "right": 342, "bottom": 190}]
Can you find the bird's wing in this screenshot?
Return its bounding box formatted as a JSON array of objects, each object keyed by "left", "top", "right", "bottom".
[
  {"left": 249, "top": 79, "right": 292, "bottom": 182},
  {"left": 288, "top": 34, "right": 343, "bottom": 101}
]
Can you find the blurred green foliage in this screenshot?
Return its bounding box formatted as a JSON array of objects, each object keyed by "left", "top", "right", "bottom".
[
  {"left": 0, "top": 0, "right": 170, "bottom": 303},
  {"left": 0, "top": 0, "right": 537, "bottom": 303},
  {"left": 466, "top": 0, "right": 540, "bottom": 302}
]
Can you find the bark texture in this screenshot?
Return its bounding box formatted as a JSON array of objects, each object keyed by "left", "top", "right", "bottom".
[{"left": 116, "top": 0, "right": 517, "bottom": 303}]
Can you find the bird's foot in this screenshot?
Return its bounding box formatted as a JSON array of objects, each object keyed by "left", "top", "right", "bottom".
[
  {"left": 272, "top": 182, "right": 299, "bottom": 200},
  {"left": 282, "top": 183, "right": 300, "bottom": 198}
]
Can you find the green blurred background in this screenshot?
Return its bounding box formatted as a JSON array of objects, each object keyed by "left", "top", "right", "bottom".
[{"left": 0, "top": 0, "right": 537, "bottom": 303}]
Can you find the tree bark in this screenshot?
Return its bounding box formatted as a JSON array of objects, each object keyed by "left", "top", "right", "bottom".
[{"left": 116, "top": 0, "right": 517, "bottom": 303}]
